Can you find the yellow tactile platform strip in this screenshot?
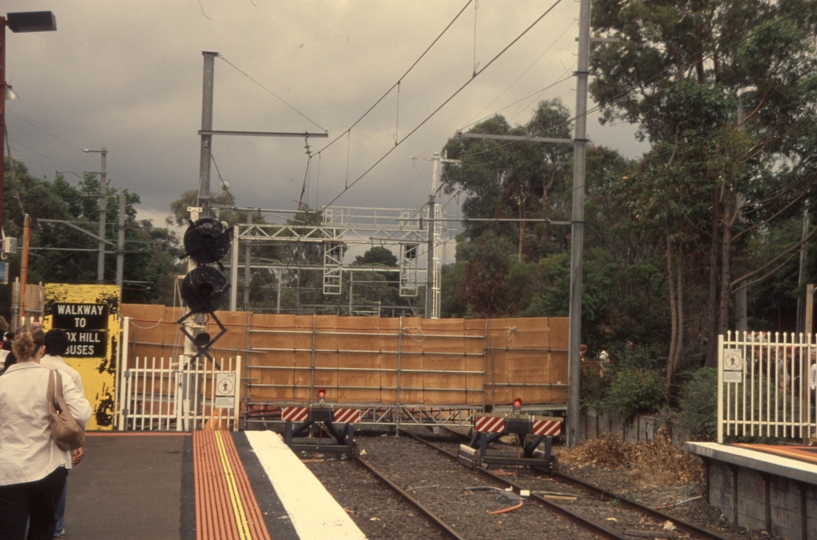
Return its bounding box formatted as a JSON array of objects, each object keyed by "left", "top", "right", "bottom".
[
  {"left": 194, "top": 430, "right": 271, "bottom": 540},
  {"left": 733, "top": 443, "right": 817, "bottom": 465}
]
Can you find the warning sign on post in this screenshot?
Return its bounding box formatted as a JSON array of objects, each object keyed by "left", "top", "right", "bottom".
[
  {"left": 723, "top": 348, "right": 744, "bottom": 383},
  {"left": 215, "top": 373, "right": 236, "bottom": 409}
]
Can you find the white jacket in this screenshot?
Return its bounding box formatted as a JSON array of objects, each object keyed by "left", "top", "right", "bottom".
[{"left": 0, "top": 362, "right": 92, "bottom": 486}]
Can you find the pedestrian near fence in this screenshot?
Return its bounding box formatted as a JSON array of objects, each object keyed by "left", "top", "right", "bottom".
[
  {"left": 41, "top": 329, "right": 85, "bottom": 538},
  {"left": 0, "top": 325, "right": 92, "bottom": 539}
]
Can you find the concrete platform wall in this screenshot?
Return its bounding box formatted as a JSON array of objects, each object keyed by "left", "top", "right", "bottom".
[
  {"left": 708, "top": 459, "right": 817, "bottom": 540},
  {"left": 579, "top": 409, "right": 688, "bottom": 446}
]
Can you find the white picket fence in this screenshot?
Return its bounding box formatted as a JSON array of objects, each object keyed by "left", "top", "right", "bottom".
[
  {"left": 117, "top": 354, "right": 241, "bottom": 431},
  {"left": 718, "top": 332, "right": 817, "bottom": 443}
]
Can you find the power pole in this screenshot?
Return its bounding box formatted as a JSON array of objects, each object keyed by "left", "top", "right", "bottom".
[
  {"left": 84, "top": 147, "right": 107, "bottom": 284},
  {"left": 243, "top": 211, "right": 252, "bottom": 310},
  {"left": 414, "top": 152, "right": 459, "bottom": 319},
  {"left": 116, "top": 195, "right": 125, "bottom": 288},
  {"left": 566, "top": 0, "right": 592, "bottom": 447}
]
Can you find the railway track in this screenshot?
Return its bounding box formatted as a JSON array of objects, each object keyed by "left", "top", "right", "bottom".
[
  {"left": 305, "top": 427, "right": 732, "bottom": 539},
  {"left": 407, "top": 428, "right": 729, "bottom": 540}
]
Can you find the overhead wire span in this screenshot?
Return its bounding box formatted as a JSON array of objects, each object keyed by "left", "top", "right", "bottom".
[
  {"left": 209, "top": 154, "right": 238, "bottom": 211},
  {"left": 218, "top": 54, "right": 327, "bottom": 133},
  {"left": 321, "top": 0, "right": 565, "bottom": 210},
  {"left": 5, "top": 127, "right": 28, "bottom": 218},
  {"left": 412, "top": 20, "right": 576, "bottom": 167},
  {"left": 315, "top": 0, "right": 474, "bottom": 157},
  {"left": 6, "top": 109, "right": 165, "bottom": 202},
  {"left": 455, "top": 0, "right": 817, "bottom": 168}
]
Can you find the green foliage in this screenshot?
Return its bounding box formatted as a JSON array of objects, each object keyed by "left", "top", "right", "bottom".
[
  {"left": 354, "top": 246, "right": 398, "bottom": 267},
  {"left": 1, "top": 162, "right": 182, "bottom": 307},
  {"left": 457, "top": 233, "right": 513, "bottom": 317},
  {"left": 599, "top": 366, "right": 667, "bottom": 423},
  {"left": 676, "top": 368, "right": 718, "bottom": 441}
]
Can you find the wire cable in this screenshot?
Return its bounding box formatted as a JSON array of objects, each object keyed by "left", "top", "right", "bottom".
[
  {"left": 315, "top": 0, "right": 474, "bottom": 157},
  {"left": 321, "top": 0, "right": 564, "bottom": 210},
  {"left": 218, "top": 54, "right": 327, "bottom": 132}
]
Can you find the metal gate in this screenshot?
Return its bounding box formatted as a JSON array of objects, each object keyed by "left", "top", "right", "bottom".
[
  {"left": 116, "top": 355, "right": 241, "bottom": 431},
  {"left": 718, "top": 331, "right": 816, "bottom": 443},
  {"left": 117, "top": 317, "right": 242, "bottom": 431}
]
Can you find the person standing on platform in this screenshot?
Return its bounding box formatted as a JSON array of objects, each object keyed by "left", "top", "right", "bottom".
[
  {"left": 40, "top": 329, "right": 85, "bottom": 538},
  {"left": 0, "top": 325, "right": 91, "bottom": 539}
]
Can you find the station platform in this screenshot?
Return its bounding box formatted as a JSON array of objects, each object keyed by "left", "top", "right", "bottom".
[
  {"left": 63, "top": 430, "right": 366, "bottom": 540},
  {"left": 685, "top": 441, "right": 817, "bottom": 540}
]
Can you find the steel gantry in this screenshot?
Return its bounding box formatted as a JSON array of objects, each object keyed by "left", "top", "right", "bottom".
[{"left": 225, "top": 206, "right": 446, "bottom": 314}]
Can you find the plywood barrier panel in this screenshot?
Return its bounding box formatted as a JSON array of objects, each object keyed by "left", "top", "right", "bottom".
[
  {"left": 398, "top": 354, "right": 424, "bottom": 404},
  {"left": 549, "top": 351, "right": 569, "bottom": 403},
  {"left": 336, "top": 351, "right": 381, "bottom": 403},
  {"left": 548, "top": 317, "right": 569, "bottom": 352},
  {"left": 485, "top": 318, "right": 510, "bottom": 385},
  {"left": 463, "top": 319, "right": 487, "bottom": 406},
  {"left": 399, "top": 317, "right": 426, "bottom": 404},
  {"left": 420, "top": 319, "right": 466, "bottom": 405},
  {"left": 378, "top": 318, "right": 401, "bottom": 403},
  {"left": 292, "top": 350, "right": 315, "bottom": 402},
  {"left": 120, "top": 305, "right": 167, "bottom": 363},
  {"left": 246, "top": 350, "right": 294, "bottom": 402},
  {"left": 506, "top": 317, "right": 550, "bottom": 348},
  {"left": 292, "top": 315, "right": 320, "bottom": 351},
  {"left": 506, "top": 350, "right": 549, "bottom": 404},
  {"left": 313, "top": 317, "right": 339, "bottom": 379},
  {"left": 312, "top": 312, "right": 338, "bottom": 342},
  {"left": 122, "top": 306, "right": 561, "bottom": 407},
  {"left": 331, "top": 317, "right": 382, "bottom": 404},
  {"left": 251, "top": 313, "right": 302, "bottom": 351},
  {"left": 244, "top": 314, "right": 288, "bottom": 402},
  {"left": 209, "top": 310, "right": 250, "bottom": 357}
]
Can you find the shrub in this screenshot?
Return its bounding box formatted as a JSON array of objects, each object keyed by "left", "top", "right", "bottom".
[
  {"left": 599, "top": 366, "right": 666, "bottom": 422},
  {"left": 676, "top": 367, "right": 717, "bottom": 441}
]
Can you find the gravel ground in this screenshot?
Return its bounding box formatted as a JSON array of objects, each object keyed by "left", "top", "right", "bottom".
[
  {"left": 299, "top": 428, "right": 788, "bottom": 540},
  {"left": 557, "top": 461, "right": 782, "bottom": 540}
]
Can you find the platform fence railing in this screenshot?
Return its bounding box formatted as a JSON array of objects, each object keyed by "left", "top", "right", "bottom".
[{"left": 718, "top": 331, "right": 816, "bottom": 443}]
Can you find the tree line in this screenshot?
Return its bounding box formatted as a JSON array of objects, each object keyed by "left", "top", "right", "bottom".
[{"left": 3, "top": 0, "right": 816, "bottom": 431}]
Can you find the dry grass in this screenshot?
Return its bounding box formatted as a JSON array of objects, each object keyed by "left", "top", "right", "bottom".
[{"left": 559, "top": 431, "right": 704, "bottom": 485}]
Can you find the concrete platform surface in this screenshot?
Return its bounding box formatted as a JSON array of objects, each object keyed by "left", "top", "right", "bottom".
[
  {"left": 59, "top": 431, "right": 363, "bottom": 540},
  {"left": 686, "top": 441, "right": 817, "bottom": 484}
]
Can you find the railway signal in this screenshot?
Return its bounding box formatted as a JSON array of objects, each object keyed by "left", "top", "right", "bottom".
[{"left": 177, "top": 217, "right": 232, "bottom": 361}]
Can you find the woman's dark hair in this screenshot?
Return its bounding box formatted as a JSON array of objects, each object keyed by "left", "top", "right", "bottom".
[
  {"left": 44, "top": 329, "right": 70, "bottom": 356},
  {"left": 12, "top": 325, "right": 45, "bottom": 360}
]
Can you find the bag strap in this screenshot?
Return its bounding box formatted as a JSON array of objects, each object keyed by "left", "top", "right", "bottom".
[{"left": 48, "top": 370, "right": 64, "bottom": 413}]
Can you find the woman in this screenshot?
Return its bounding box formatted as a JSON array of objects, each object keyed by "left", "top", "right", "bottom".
[{"left": 0, "top": 325, "right": 92, "bottom": 539}]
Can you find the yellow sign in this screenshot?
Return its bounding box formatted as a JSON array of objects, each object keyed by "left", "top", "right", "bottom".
[{"left": 43, "top": 284, "right": 121, "bottom": 430}]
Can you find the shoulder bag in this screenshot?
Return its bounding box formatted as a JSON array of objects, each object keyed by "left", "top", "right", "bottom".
[{"left": 47, "top": 370, "right": 85, "bottom": 451}]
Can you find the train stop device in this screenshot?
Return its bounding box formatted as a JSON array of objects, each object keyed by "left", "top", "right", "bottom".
[
  {"left": 459, "top": 398, "right": 563, "bottom": 472},
  {"left": 281, "top": 389, "right": 361, "bottom": 454}
]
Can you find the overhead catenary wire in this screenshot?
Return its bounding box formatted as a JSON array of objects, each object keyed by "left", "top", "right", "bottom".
[
  {"left": 5, "top": 110, "right": 167, "bottom": 204},
  {"left": 218, "top": 54, "right": 327, "bottom": 133},
  {"left": 5, "top": 128, "right": 28, "bottom": 218},
  {"left": 411, "top": 19, "right": 577, "bottom": 167},
  {"left": 321, "top": 0, "right": 565, "bottom": 210},
  {"left": 314, "top": 0, "right": 475, "bottom": 158},
  {"left": 448, "top": 0, "right": 817, "bottom": 177}
]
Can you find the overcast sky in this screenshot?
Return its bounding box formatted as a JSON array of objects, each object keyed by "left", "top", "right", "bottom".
[{"left": 4, "top": 1, "right": 646, "bottom": 231}]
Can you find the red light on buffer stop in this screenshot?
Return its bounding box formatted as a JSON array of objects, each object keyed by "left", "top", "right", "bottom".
[{"left": 513, "top": 398, "right": 522, "bottom": 415}]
